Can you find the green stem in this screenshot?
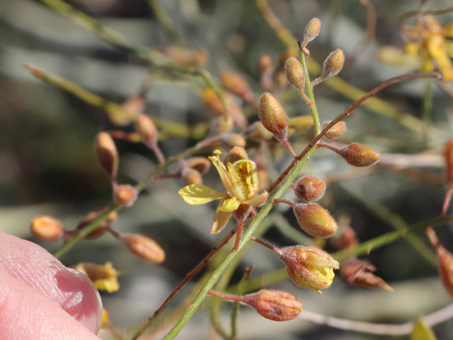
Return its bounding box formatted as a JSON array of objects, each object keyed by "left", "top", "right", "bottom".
[
  {"left": 299, "top": 51, "right": 321, "bottom": 136},
  {"left": 162, "top": 147, "right": 318, "bottom": 339},
  {"left": 147, "top": 0, "right": 184, "bottom": 47}
]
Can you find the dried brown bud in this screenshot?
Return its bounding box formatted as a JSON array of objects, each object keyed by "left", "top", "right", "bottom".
[
  {"left": 302, "top": 18, "right": 321, "bottom": 48},
  {"left": 340, "top": 258, "right": 393, "bottom": 291},
  {"left": 337, "top": 143, "right": 380, "bottom": 167},
  {"left": 313, "top": 49, "right": 345, "bottom": 85},
  {"left": 444, "top": 138, "right": 453, "bottom": 184},
  {"left": 225, "top": 146, "right": 249, "bottom": 164},
  {"left": 185, "top": 157, "right": 211, "bottom": 175},
  {"left": 277, "top": 246, "right": 339, "bottom": 293},
  {"left": 220, "top": 71, "right": 255, "bottom": 104},
  {"left": 77, "top": 207, "right": 117, "bottom": 239},
  {"left": 293, "top": 203, "right": 338, "bottom": 238},
  {"left": 31, "top": 216, "right": 64, "bottom": 241},
  {"left": 292, "top": 176, "right": 326, "bottom": 202},
  {"left": 113, "top": 184, "right": 138, "bottom": 207},
  {"left": 121, "top": 234, "right": 165, "bottom": 263},
  {"left": 285, "top": 57, "right": 305, "bottom": 90},
  {"left": 426, "top": 227, "right": 453, "bottom": 298},
  {"left": 181, "top": 167, "right": 203, "bottom": 186},
  {"left": 321, "top": 120, "right": 347, "bottom": 140},
  {"left": 202, "top": 88, "right": 228, "bottom": 118},
  {"left": 135, "top": 114, "right": 158, "bottom": 149},
  {"left": 94, "top": 132, "right": 118, "bottom": 182},
  {"left": 258, "top": 92, "right": 289, "bottom": 141},
  {"left": 243, "top": 290, "right": 302, "bottom": 321},
  {"left": 220, "top": 133, "right": 246, "bottom": 148}
]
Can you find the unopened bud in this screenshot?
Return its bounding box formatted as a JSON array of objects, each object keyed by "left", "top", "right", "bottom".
[
  {"left": 225, "top": 146, "right": 248, "bottom": 164},
  {"left": 181, "top": 167, "right": 203, "bottom": 185},
  {"left": 285, "top": 57, "right": 305, "bottom": 90},
  {"left": 185, "top": 157, "right": 211, "bottom": 175},
  {"left": 444, "top": 138, "right": 453, "bottom": 184},
  {"left": 321, "top": 120, "right": 347, "bottom": 140},
  {"left": 257, "top": 54, "right": 274, "bottom": 90},
  {"left": 314, "top": 49, "right": 345, "bottom": 85},
  {"left": 336, "top": 226, "right": 358, "bottom": 250},
  {"left": 243, "top": 290, "right": 302, "bottom": 321},
  {"left": 277, "top": 246, "right": 339, "bottom": 293},
  {"left": 135, "top": 114, "right": 158, "bottom": 149},
  {"left": 220, "top": 71, "right": 255, "bottom": 104},
  {"left": 113, "top": 184, "right": 138, "bottom": 207},
  {"left": 259, "top": 92, "right": 289, "bottom": 141},
  {"left": 288, "top": 116, "right": 314, "bottom": 134},
  {"left": 301, "top": 18, "right": 321, "bottom": 48},
  {"left": 212, "top": 116, "right": 234, "bottom": 133},
  {"left": 77, "top": 207, "right": 117, "bottom": 239},
  {"left": 293, "top": 203, "right": 338, "bottom": 237},
  {"left": 340, "top": 258, "right": 393, "bottom": 291},
  {"left": 31, "top": 216, "right": 63, "bottom": 241},
  {"left": 110, "top": 96, "right": 144, "bottom": 126},
  {"left": 247, "top": 121, "right": 275, "bottom": 140},
  {"left": 426, "top": 227, "right": 453, "bottom": 298},
  {"left": 121, "top": 234, "right": 165, "bottom": 263},
  {"left": 292, "top": 176, "right": 326, "bottom": 202},
  {"left": 220, "top": 133, "right": 246, "bottom": 148},
  {"left": 160, "top": 47, "right": 209, "bottom": 67},
  {"left": 94, "top": 132, "right": 119, "bottom": 182},
  {"left": 202, "top": 88, "right": 228, "bottom": 117},
  {"left": 337, "top": 143, "right": 380, "bottom": 167}
]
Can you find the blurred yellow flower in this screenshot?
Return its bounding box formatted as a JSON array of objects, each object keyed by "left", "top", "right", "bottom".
[
  {"left": 179, "top": 150, "right": 268, "bottom": 233},
  {"left": 73, "top": 262, "right": 120, "bottom": 293}
]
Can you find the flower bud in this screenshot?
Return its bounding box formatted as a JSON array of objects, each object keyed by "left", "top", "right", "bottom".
[
  {"left": 113, "top": 184, "right": 138, "bottom": 207},
  {"left": 337, "top": 143, "right": 380, "bottom": 167},
  {"left": 220, "top": 71, "right": 255, "bottom": 104},
  {"left": 185, "top": 157, "right": 211, "bottom": 175},
  {"left": 220, "top": 133, "right": 246, "bottom": 148},
  {"left": 277, "top": 246, "right": 339, "bottom": 293},
  {"left": 293, "top": 203, "right": 337, "bottom": 237},
  {"left": 225, "top": 146, "right": 249, "bottom": 164},
  {"left": 301, "top": 18, "right": 321, "bottom": 48},
  {"left": 426, "top": 227, "right": 453, "bottom": 298},
  {"left": 444, "top": 138, "right": 453, "bottom": 184},
  {"left": 72, "top": 262, "right": 120, "bottom": 293},
  {"left": 160, "top": 46, "right": 209, "bottom": 67},
  {"left": 285, "top": 57, "right": 305, "bottom": 90},
  {"left": 94, "top": 132, "right": 118, "bottom": 182},
  {"left": 181, "top": 167, "right": 203, "bottom": 185},
  {"left": 77, "top": 207, "right": 117, "bottom": 239},
  {"left": 135, "top": 114, "right": 158, "bottom": 149},
  {"left": 31, "top": 216, "right": 64, "bottom": 241},
  {"left": 321, "top": 120, "right": 347, "bottom": 140},
  {"left": 247, "top": 121, "right": 275, "bottom": 140},
  {"left": 212, "top": 116, "right": 234, "bottom": 133},
  {"left": 121, "top": 234, "right": 165, "bottom": 263},
  {"left": 292, "top": 176, "right": 326, "bottom": 202},
  {"left": 258, "top": 92, "right": 289, "bottom": 141},
  {"left": 110, "top": 95, "right": 144, "bottom": 126},
  {"left": 243, "top": 290, "right": 302, "bottom": 321},
  {"left": 336, "top": 226, "right": 358, "bottom": 250},
  {"left": 202, "top": 88, "right": 228, "bottom": 117},
  {"left": 288, "top": 116, "right": 314, "bottom": 134},
  {"left": 340, "top": 258, "right": 393, "bottom": 291},
  {"left": 313, "top": 49, "right": 345, "bottom": 85},
  {"left": 257, "top": 54, "right": 274, "bottom": 90}
]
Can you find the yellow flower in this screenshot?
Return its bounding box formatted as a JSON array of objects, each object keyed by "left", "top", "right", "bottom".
[
  {"left": 73, "top": 262, "right": 120, "bottom": 293},
  {"left": 179, "top": 150, "right": 268, "bottom": 233}
]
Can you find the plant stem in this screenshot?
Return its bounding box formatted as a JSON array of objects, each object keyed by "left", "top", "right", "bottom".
[{"left": 147, "top": 0, "right": 184, "bottom": 47}]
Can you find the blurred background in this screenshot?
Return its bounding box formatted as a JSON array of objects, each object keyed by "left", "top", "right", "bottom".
[{"left": 1, "top": 0, "right": 453, "bottom": 339}]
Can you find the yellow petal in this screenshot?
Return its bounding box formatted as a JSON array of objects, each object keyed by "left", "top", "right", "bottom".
[
  {"left": 229, "top": 159, "right": 258, "bottom": 201},
  {"left": 178, "top": 184, "right": 226, "bottom": 205},
  {"left": 244, "top": 191, "right": 269, "bottom": 207},
  {"left": 211, "top": 205, "right": 233, "bottom": 234},
  {"left": 94, "top": 278, "right": 120, "bottom": 293},
  {"left": 218, "top": 196, "right": 241, "bottom": 212}
]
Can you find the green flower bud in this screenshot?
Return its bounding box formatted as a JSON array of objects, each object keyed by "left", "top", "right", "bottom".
[{"left": 293, "top": 203, "right": 337, "bottom": 238}]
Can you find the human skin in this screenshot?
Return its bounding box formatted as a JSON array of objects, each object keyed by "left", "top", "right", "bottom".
[{"left": 0, "top": 232, "right": 102, "bottom": 340}]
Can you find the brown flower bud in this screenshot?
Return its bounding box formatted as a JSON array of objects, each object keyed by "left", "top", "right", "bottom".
[
  {"left": 212, "top": 116, "right": 234, "bottom": 133},
  {"left": 426, "top": 227, "right": 453, "bottom": 298},
  {"left": 285, "top": 57, "right": 305, "bottom": 90},
  {"left": 337, "top": 143, "right": 380, "bottom": 167},
  {"left": 220, "top": 71, "right": 255, "bottom": 104},
  {"left": 202, "top": 88, "right": 228, "bottom": 118},
  {"left": 340, "top": 258, "right": 393, "bottom": 291},
  {"left": 181, "top": 167, "right": 203, "bottom": 186},
  {"left": 258, "top": 92, "right": 289, "bottom": 141},
  {"left": 220, "top": 133, "right": 246, "bottom": 148},
  {"left": 292, "top": 176, "right": 326, "bottom": 202},
  {"left": 94, "top": 132, "right": 118, "bottom": 181},
  {"left": 293, "top": 203, "right": 338, "bottom": 237},
  {"left": 302, "top": 18, "right": 321, "bottom": 48},
  {"left": 121, "top": 234, "right": 165, "bottom": 263},
  {"left": 110, "top": 95, "right": 144, "bottom": 126},
  {"left": 243, "top": 290, "right": 302, "bottom": 321},
  {"left": 336, "top": 226, "right": 358, "bottom": 250},
  {"left": 113, "top": 184, "right": 138, "bottom": 207},
  {"left": 288, "top": 116, "right": 314, "bottom": 134},
  {"left": 257, "top": 54, "right": 274, "bottom": 90},
  {"left": 313, "top": 49, "right": 345, "bottom": 85},
  {"left": 321, "top": 120, "right": 347, "bottom": 140},
  {"left": 247, "top": 121, "right": 275, "bottom": 140},
  {"left": 185, "top": 157, "right": 211, "bottom": 175},
  {"left": 277, "top": 246, "right": 339, "bottom": 293},
  {"left": 160, "top": 47, "right": 209, "bottom": 67},
  {"left": 77, "top": 207, "right": 117, "bottom": 239},
  {"left": 31, "top": 216, "right": 63, "bottom": 241},
  {"left": 225, "top": 146, "right": 249, "bottom": 164},
  {"left": 444, "top": 138, "right": 453, "bottom": 184},
  {"left": 135, "top": 114, "right": 158, "bottom": 149}
]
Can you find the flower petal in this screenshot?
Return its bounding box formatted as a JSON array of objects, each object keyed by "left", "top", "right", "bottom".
[
  {"left": 218, "top": 196, "right": 241, "bottom": 212},
  {"left": 211, "top": 205, "right": 233, "bottom": 234},
  {"left": 244, "top": 191, "right": 269, "bottom": 207},
  {"left": 178, "top": 184, "right": 226, "bottom": 205},
  {"left": 229, "top": 159, "right": 258, "bottom": 201}
]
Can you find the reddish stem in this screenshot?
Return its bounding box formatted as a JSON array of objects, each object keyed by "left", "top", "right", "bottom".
[
  {"left": 281, "top": 138, "right": 297, "bottom": 159},
  {"left": 250, "top": 236, "right": 280, "bottom": 254},
  {"left": 317, "top": 143, "right": 340, "bottom": 153},
  {"left": 272, "top": 198, "right": 296, "bottom": 207},
  {"left": 441, "top": 184, "right": 453, "bottom": 217},
  {"left": 208, "top": 290, "right": 244, "bottom": 302}
]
